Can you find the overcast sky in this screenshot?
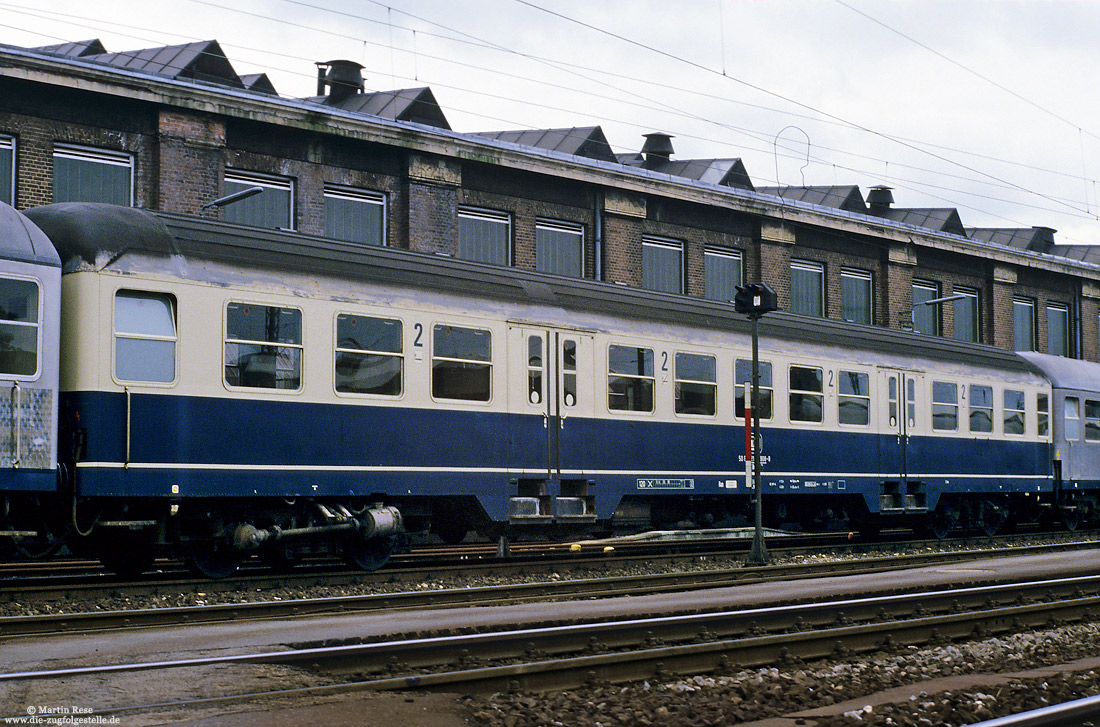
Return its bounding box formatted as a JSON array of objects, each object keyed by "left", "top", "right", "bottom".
[{"left": 3, "top": 0, "right": 1100, "bottom": 245}]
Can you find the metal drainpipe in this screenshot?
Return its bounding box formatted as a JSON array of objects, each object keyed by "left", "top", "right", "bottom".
[{"left": 594, "top": 189, "right": 604, "bottom": 281}]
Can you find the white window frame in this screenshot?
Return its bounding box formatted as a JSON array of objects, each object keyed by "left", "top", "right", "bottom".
[
  {"left": 703, "top": 247, "right": 742, "bottom": 302},
  {"left": 53, "top": 143, "right": 134, "bottom": 206},
  {"left": 912, "top": 279, "right": 941, "bottom": 336},
  {"left": 840, "top": 268, "right": 872, "bottom": 325},
  {"left": 641, "top": 237, "right": 684, "bottom": 295},
  {"left": 535, "top": 219, "right": 584, "bottom": 278},
  {"left": 334, "top": 312, "right": 404, "bottom": 398},
  {"left": 0, "top": 135, "right": 13, "bottom": 206},
  {"left": 112, "top": 289, "right": 178, "bottom": 386},
  {"left": 457, "top": 207, "right": 512, "bottom": 266},
  {"left": 224, "top": 170, "right": 295, "bottom": 230},
  {"left": 1046, "top": 302, "right": 1070, "bottom": 357},
  {"left": 953, "top": 287, "right": 979, "bottom": 342},
  {"left": 223, "top": 300, "right": 304, "bottom": 392},
  {"left": 790, "top": 260, "right": 825, "bottom": 317},
  {"left": 1013, "top": 297, "right": 1036, "bottom": 352},
  {"left": 324, "top": 185, "right": 386, "bottom": 246}
]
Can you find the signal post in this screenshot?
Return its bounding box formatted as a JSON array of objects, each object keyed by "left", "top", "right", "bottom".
[{"left": 734, "top": 283, "right": 778, "bottom": 566}]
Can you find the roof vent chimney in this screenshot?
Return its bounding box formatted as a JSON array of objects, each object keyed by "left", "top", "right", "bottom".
[
  {"left": 640, "top": 132, "right": 674, "bottom": 168},
  {"left": 867, "top": 185, "right": 894, "bottom": 214},
  {"left": 316, "top": 60, "right": 364, "bottom": 103}
]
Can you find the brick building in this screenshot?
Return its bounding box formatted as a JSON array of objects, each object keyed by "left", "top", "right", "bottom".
[{"left": 1, "top": 38, "right": 1098, "bottom": 361}]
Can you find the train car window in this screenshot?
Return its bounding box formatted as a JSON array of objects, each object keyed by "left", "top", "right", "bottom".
[
  {"left": 562, "top": 340, "right": 577, "bottom": 408},
  {"left": 224, "top": 303, "right": 302, "bottom": 390},
  {"left": 0, "top": 277, "right": 39, "bottom": 377},
  {"left": 735, "top": 359, "right": 773, "bottom": 419},
  {"left": 335, "top": 314, "right": 402, "bottom": 396},
  {"left": 432, "top": 324, "right": 491, "bottom": 402},
  {"left": 607, "top": 345, "right": 654, "bottom": 412},
  {"left": 907, "top": 378, "right": 917, "bottom": 427},
  {"left": 1038, "top": 394, "right": 1049, "bottom": 436},
  {"left": 1064, "top": 397, "right": 1081, "bottom": 441},
  {"left": 1004, "top": 389, "right": 1026, "bottom": 435},
  {"left": 114, "top": 290, "right": 176, "bottom": 383},
  {"left": 838, "top": 370, "right": 870, "bottom": 426},
  {"left": 527, "top": 335, "right": 544, "bottom": 404},
  {"left": 789, "top": 365, "right": 823, "bottom": 423},
  {"left": 932, "top": 381, "right": 958, "bottom": 431},
  {"left": 1085, "top": 400, "right": 1100, "bottom": 442},
  {"left": 674, "top": 352, "right": 716, "bottom": 416},
  {"left": 969, "top": 385, "right": 993, "bottom": 433}
]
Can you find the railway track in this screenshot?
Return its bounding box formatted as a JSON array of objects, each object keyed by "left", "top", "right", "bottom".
[
  {"left": 3, "top": 575, "right": 1097, "bottom": 719},
  {"left": 2, "top": 539, "right": 1097, "bottom": 637},
  {"left": 2, "top": 529, "right": 1095, "bottom": 610}
]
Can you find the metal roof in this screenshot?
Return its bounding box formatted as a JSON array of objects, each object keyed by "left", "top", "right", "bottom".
[
  {"left": 1018, "top": 351, "right": 1100, "bottom": 393},
  {"left": 24, "top": 202, "right": 1040, "bottom": 375},
  {"left": 878, "top": 208, "right": 967, "bottom": 237},
  {"left": 239, "top": 73, "right": 277, "bottom": 95},
  {"left": 967, "top": 227, "right": 1055, "bottom": 251},
  {"left": 1050, "top": 245, "right": 1100, "bottom": 266},
  {"left": 79, "top": 40, "right": 244, "bottom": 89},
  {"left": 0, "top": 202, "right": 60, "bottom": 267},
  {"left": 758, "top": 186, "right": 868, "bottom": 214},
  {"left": 312, "top": 87, "right": 451, "bottom": 130},
  {"left": 34, "top": 39, "right": 106, "bottom": 58},
  {"left": 614, "top": 154, "right": 754, "bottom": 190},
  {"left": 474, "top": 127, "right": 617, "bottom": 162}
]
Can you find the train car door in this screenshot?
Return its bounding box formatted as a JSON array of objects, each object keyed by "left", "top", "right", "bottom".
[
  {"left": 878, "top": 369, "right": 926, "bottom": 513},
  {"left": 507, "top": 325, "right": 595, "bottom": 524}
]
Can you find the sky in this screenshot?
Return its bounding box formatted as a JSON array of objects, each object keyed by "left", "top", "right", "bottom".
[{"left": 3, "top": 0, "right": 1100, "bottom": 245}]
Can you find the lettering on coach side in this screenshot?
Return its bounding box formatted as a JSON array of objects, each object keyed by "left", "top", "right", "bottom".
[{"left": 637, "top": 478, "right": 695, "bottom": 490}]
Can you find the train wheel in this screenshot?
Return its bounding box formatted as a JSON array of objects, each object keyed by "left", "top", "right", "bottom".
[
  {"left": 978, "top": 500, "right": 1006, "bottom": 537},
  {"left": 929, "top": 511, "right": 953, "bottom": 540},
  {"left": 185, "top": 540, "right": 242, "bottom": 579},
  {"left": 95, "top": 529, "right": 157, "bottom": 577},
  {"left": 433, "top": 519, "right": 469, "bottom": 545},
  {"left": 7, "top": 496, "right": 67, "bottom": 559},
  {"left": 343, "top": 535, "right": 395, "bottom": 571},
  {"left": 1061, "top": 507, "right": 1081, "bottom": 532}
]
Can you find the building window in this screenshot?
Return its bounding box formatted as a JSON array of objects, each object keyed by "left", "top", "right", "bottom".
[
  {"left": 0, "top": 276, "right": 39, "bottom": 377},
  {"left": 953, "top": 287, "right": 979, "bottom": 342},
  {"left": 840, "top": 269, "right": 872, "bottom": 325},
  {"left": 789, "top": 365, "right": 823, "bottom": 423},
  {"left": 457, "top": 208, "right": 510, "bottom": 266},
  {"left": 324, "top": 186, "right": 385, "bottom": 246},
  {"left": 912, "top": 280, "right": 940, "bottom": 335},
  {"left": 335, "top": 314, "right": 402, "bottom": 396},
  {"left": 969, "top": 384, "right": 993, "bottom": 433},
  {"left": 0, "top": 136, "right": 13, "bottom": 206},
  {"left": 642, "top": 238, "right": 683, "bottom": 294},
  {"left": 432, "top": 324, "right": 492, "bottom": 401},
  {"left": 1047, "top": 303, "right": 1069, "bottom": 357},
  {"left": 53, "top": 145, "right": 133, "bottom": 206},
  {"left": 223, "top": 171, "right": 293, "bottom": 230},
  {"left": 114, "top": 291, "right": 176, "bottom": 383},
  {"left": 535, "top": 221, "right": 583, "bottom": 278},
  {"left": 1013, "top": 298, "right": 1036, "bottom": 351},
  {"left": 932, "top": 381, "right": 958, "bottom": 431},
  {"left": 838, "top": 370, "right": 870, "bottom": 426},
  {"left": 674, "top": 352, "right": 716, "bottom": 416},
  {"left": 790, "top": 260, "right": 824, "bottom": 317},
  {"left": 224, "top": 302, "right": 302, "bottom": 390},
  {"left": 608, "top": 344, "right": 654, "bottom": 412},
  {"left": 735, "top": 359, "right": 773, "bottom": 420},
  {"left": 1064, "top": 396, "right": 1080, "bottom": 441},
  {"left": 704, "top": 248, "right": 742, "bottom": 302},
  {"left": 1004, "top": 389, "right": 1026, "bottom": 435}
]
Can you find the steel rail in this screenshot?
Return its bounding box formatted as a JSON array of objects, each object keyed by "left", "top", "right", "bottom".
[
  {"left": 966, "top": 694, "right": 1100, "bottom": 727},
  {"left": 2, "top": 543, "right": 1096, "bottom": 637},
  {"left": 1, "top": 583, "right": 1095, "bottom": 722}
]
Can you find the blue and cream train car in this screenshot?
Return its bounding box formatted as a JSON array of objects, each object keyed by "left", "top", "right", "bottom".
[
  {"left": 0, "top": 203, "right": 61, "bottom": 556},
  {"left": 4, "top": 201, "right": 1099, "bottom": 576}
]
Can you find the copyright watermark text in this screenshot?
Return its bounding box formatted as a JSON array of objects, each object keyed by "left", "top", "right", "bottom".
[{"left": 3, "top": 706, "right": 119, "bottom": 725}]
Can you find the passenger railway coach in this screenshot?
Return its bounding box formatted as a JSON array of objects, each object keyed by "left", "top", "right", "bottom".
[{"left": 0, "top": 201, "right": 1097, "bottom": 577}]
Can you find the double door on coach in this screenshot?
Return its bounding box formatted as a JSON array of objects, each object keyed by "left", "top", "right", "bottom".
[
  {"left": 507, "top": 325, "right": 596, "bottom": 525},
  {"left": 878, "top": 368, "right": 927, "bottom": 513}
]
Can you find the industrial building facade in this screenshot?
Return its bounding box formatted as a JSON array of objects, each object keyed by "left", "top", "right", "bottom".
[{"left": 1, "top": 38, "right": 1098, "bottom": 362}]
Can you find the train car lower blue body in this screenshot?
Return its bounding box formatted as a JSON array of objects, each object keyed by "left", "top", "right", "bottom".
[{"left": 66, "top": 391, "right": 1057, "bottom": 521}]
